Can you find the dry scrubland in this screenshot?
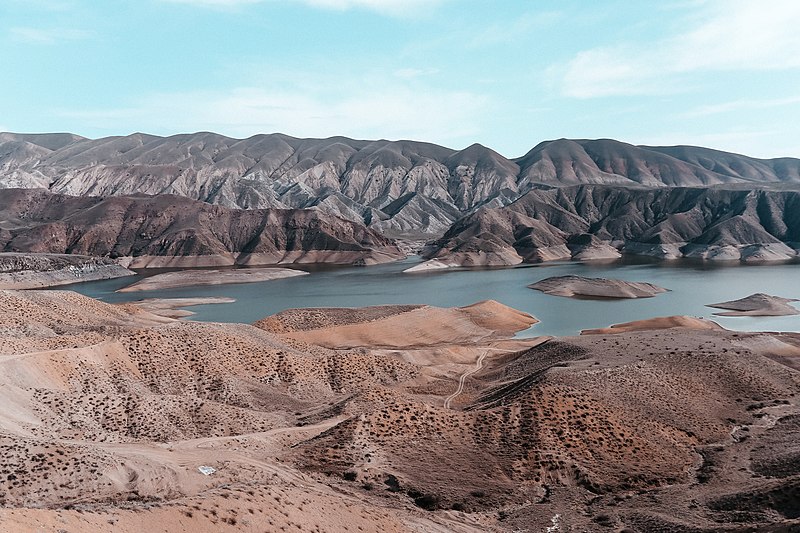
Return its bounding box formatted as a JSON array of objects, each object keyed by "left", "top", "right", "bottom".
[{"left": 0, "top": 290, "right": 799, "bottom": 531}]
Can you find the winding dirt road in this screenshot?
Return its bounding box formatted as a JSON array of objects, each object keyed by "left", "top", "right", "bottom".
[
  {"left": 444, "top": 337, "right": 553, "bottom": 409},
  {"left": 444, "top": 349, "right": 489, "bottom": 409}
]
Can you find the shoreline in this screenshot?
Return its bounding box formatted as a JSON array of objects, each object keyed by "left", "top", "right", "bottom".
[{"left": 409, "top": 242, "right": 800, "bottom": 272}]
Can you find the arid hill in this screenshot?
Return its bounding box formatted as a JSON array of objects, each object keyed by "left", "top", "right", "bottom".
[
  {"left": 0, "top": 290, "right": 535, "bottom": 532},
  {"left": 3, "top": 132, "right": 800, "bottom": 237},
  {"left": 420, "top": 185, "right": 800, "bottom": 266},
  {"left": 254, "top": 300, "right": 537, "bottom": 349},
  {"left": 0, "top": 290, "right": 799, "bottom": 531},
  {"left": 0, "top": 188, "right": 404, "bottom": 267},
  {"left": 283, "top": 311, "right": 800, "bottom": 532}
]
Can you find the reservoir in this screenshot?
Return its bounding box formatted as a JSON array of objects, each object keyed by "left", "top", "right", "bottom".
[{"left": 66, "top": 257, "right": 800, "bottom": 337}]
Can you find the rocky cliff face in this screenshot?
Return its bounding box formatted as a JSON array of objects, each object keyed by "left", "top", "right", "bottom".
[
  {"left": 3, "top": 132, "right": 800, "bottom": 237},
  {"left": 420, "top": 186, "right": 800, "bottom": 266},
  {"left": 0, "top": 189, "right": 404, "bottom": 267}
]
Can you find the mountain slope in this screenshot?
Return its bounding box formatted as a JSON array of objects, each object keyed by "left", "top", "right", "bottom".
[
  {"left": 0, "top": 189, "right": 403, "bottom": 267},
  {"left": 419, "top": 186, "right": 800, "bottom": 266}
]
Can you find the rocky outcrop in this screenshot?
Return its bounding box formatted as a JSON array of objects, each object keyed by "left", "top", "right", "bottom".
[
  {"left": 3, "top": 132, "right": 800, "bottom": 237},
  {"left": 420, "top": 186, "right": 800, "bottom": 267},
  {"left": 529, "top": 275, "right": 668, "bottom": 299},
  {"left": 0, "top": 189, "right": 404, "bottom": 267},
  {"left": 0, "top": 252, "right": 133, "bottom": 289}
]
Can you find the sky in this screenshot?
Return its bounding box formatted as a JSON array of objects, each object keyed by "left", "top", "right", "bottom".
[{"left": 1, "top": 0, "right": 800, "bottom": 158}]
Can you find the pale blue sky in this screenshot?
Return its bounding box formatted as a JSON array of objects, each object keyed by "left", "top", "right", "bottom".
[{"left": 2, "top": 0, "right": 800, "bottom": 158}]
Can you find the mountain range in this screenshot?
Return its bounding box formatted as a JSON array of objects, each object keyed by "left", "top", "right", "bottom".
[
  {"left": 3, "top": 131, "right": 800, "bottom": 266},
  {"left": 3, "top": 132, "right": 800, "bottom": 239}
]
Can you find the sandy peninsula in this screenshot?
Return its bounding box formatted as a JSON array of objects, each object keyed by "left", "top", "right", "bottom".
[
  {"left": 529, "top": 275, "right": 668, "bottom": 299},
  {"left": 581, "top": 315, "right": 724, "bottom": 334},
  {"left": 127, "top": 297, "right": 237, "bottom": 318},
  {"left": 117, "top": 267, "right": 308, "bottom": 292}
]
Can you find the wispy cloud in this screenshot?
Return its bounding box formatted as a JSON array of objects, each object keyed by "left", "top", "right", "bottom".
[
  {"left": 299, "top": 0, "right": 444, "bottom": 15},
  {"left": 555, "top": 45, "right": 674, "bottom": 99},
  {"left": 161, "top": 0, "right": 446, "bottom": 16},
  {"left": 636, "top": 129, "right": 784, "bottom": 157},
  {"left": 9, "top": 26, "right": 91, "bottom": 44},
  {"left": 557, "top": 0, "right": 800, "bottom": 98},
  {"left": 5, "top": 0, "right": 76, "bottom": 11},
  {"left": 468, "top": 10, "right": 561, "bottom": 48},
  {"left": 159, "top": 0, "right": 261, "bottom": 7},
  {"left": 59, "top": 84, "right": 487, "bottom": 146},
  {"left": 393, "top": 67, "right": 439, "bottom": 79},
  {"left": 684, "top": 96, "right": 800, "bottom": 117}
]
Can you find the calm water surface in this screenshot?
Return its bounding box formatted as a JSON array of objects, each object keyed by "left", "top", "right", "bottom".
[{"left": 66, "top": 257, "right": 800, "bottom": 337}]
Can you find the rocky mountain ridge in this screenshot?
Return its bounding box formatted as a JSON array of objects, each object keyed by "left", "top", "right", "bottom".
[{"left": 3, "top": 132, "right": 800, "bottom": 237}]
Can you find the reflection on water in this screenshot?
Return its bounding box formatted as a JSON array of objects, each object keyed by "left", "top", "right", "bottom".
[{"left": 64, "top": 256, "right": 800, "bottom": 337}]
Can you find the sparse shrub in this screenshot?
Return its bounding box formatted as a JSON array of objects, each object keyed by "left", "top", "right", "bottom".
[
  {"left": 413, "top": 493, "right": 440, "bottom": 511},
  {"left": 384, "top": 474, "right": 402, "bottom": 492},
  {"left": 593, "top": 513, "right": 614, "bottom": 527}
]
